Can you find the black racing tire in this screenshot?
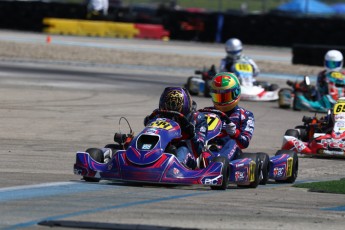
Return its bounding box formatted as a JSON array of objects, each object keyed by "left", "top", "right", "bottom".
[
  {"left": 187, "top": 76, "right": 198, "bottom": 96},
  {"left": 278, "top": 88, "right": 292, "bottom": 109},
  {"left": 294, "top": 126, "right": 308, "bottom": 142},
  {"left": 104, "top": 144, "right": 123, "bottom": 152},
  {"left": 210, "top": 156, "right": 230, "bottom": 190},
  {"left": 269, "top": 84, "right": 279, "bottom": 91},
  {"left": 237, "top": 153, "right": 260, "bottom": 188},
  {"left": 292, "top": 96, "right": 301, "bottom": 111},
  {"left": 86, "top": 148, "right": 104, "bottom": 163},
  {"left": 204, "top": 80, "right": 211, "bottom": 97},
  {"left": 257, "top": 152, "right": 270, "bottom": 185},
  {"left": 284, "top": 129, "right": 299, "bottom": 138},
  {"left": 83, "top": 148, "right": 103, "bottom": 182},
  {"left": 274, "top": 150, "right": 298, "bottom": 183}
]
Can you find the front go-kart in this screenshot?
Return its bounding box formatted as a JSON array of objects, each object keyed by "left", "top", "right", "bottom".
[
  {"left": 282, "top": 99, "right": 345, "bottom": 158},
  {"left": 199, "top": 109, "right": 298, "bottom": 185},
  {"left": 231, "top": 62, "right": 279, "bottom": 101},
  {"left": 74, "top": 110, "right": 233, "bottom": 190}
]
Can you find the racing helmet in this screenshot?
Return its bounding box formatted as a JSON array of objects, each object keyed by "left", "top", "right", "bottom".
[
  {"left": 325, "top": 50, "right": 343, "bottom": 72},
  {"left": 210, "top": 72, "right": 241, "bottom": 112},
  {"left": 159, "top": 87, "right": 192, "bottom": 116},
  {"left": 225, "top": 38, "right": 243, "bottom": 59}
]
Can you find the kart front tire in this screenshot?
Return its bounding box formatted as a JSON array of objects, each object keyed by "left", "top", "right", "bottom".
[
  {"left": 237, "top": 153, "right": 260, "bottom": 188},
  {"left": 275, "top": 150, "right": 298, "bottom": 183},
  {"left": 284, "top": 129, "right": 299, "bottom": 138},
  {"left": 294, "top": 126, "right": 308, "bottom": 142},
  {"left": 210, "top": 156, "right": 230, "bottom": 190}
]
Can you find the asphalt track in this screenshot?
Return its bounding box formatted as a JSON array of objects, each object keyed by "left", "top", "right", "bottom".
[{"left": 0, "top": 33, "right": 344, "bottom": 230}]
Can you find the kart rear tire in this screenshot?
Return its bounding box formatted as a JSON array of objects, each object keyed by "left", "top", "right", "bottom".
[
  {"left": 187, "top": 76, "right": 198, "bottom": 96},
  {"left": 210, "top": 156, "right": 230, "bottom": 190},
  {"left": 86, "top": 148, "right": 104, "bottom": 163},
  {"left": 257, "top": 152, "right": 269, "bottom": 185},
  {"left": 83, "top": 148, "right": 104, "bottom": 182},
  {"left": 204, "top": 80, "right": 211, "bottom": 98},
  {"left": 104, "top": 144, "right": 123, "bottom": 153},
  {"left": 237, "top": 153, "right": 260, "bottom": 188},
  {"left": 278, "top": 88, "right": 292, "bottom": 109},
  {"left": 269, "top": 84, "right": 279, "bottom": 91},
  {"left": 274, "top": 150, "right": 298, "bottom": 183}
]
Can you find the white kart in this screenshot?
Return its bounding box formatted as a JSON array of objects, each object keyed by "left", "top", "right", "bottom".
[{"left": 185, "top": 63, "right": 279, "bottom": 101}]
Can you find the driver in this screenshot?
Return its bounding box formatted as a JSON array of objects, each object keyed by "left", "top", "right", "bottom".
[
  {"left": 206, "top": 72, "right": 255, "bottom": 160},
  {"left": 219, "top": 38, "right": 260, "bottom": 77},
  {"left": 317, "top": 50, "right": 345, "bottom": 96},
  {"left": 144, "top": 87, "right": 208, "bottom": 169}
]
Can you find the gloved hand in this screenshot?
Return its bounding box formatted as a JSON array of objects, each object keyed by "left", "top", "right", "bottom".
[{"left": 225, "top": 122, "right": 237, "bottom": 137}]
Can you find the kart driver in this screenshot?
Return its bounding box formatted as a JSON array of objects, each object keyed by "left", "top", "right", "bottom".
[
  {"left": 317, "top": 50, "right": 345, "bottom": 96},
  {"left": 206, "top": 72, "right": 255, "bottom": 160},
  {"left": 219, "top": 38, "right": 260, "bottom": 77},
  {"left": 144, "top": 87, "right": 208, "bottom": 169}
]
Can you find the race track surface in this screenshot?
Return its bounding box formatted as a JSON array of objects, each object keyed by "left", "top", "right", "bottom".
[{"left": 0, "top": 32, "right": 344, "bottom": 229}]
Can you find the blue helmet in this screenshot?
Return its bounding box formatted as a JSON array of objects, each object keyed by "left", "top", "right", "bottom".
[{"left": 159, "top": 87, "right": 192, "bottom": 116}]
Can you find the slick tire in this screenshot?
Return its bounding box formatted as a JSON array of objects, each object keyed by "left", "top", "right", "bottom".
[
  {"left": 83, "top": 148, "right": 104, "bottom": 182},
  {"left": 284, "top": 129, "right": 300, "bottom": 138},
  {"left": 210, "top": 156, "right": 230, "bottom": 190},
  {"left": 187, "top": 76, "right": 198, "bottom": 96},
  {"left": 257, "top": 152, "right": 270, "bottom": 185},
  {"left": 237, "top": 153, "right": 260, "bottom": 188},
  {"left": 275, "top": 150, "right": 298, "bottom": 183}
]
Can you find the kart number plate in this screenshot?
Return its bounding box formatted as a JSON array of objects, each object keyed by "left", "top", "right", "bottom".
[
  {"left": 333, "top": 102, "right": 345, "bottom": 114},
  {"left": 206, "top": 115, "right": 221, "bottom": 131},
  {"left": 234, "top": 63, "right": 253, "bottom": 73},
  {"left": 330, "top": 71, "right": 344, "bottom": 80},
  {"left": 149, "top": 121, "right": 173, "bottom": 130}
]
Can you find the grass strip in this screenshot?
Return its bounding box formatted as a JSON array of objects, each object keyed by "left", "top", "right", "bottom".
[{"left": 293, "top": 178, "right": 345, "bottom": 194}]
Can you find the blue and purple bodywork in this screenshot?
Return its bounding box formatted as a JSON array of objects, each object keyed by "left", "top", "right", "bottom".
[{"left": 74, "top": 113, "right": 297, "bottom": 189}]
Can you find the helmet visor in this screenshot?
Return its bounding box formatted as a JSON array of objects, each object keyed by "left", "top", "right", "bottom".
[
  {"left": 325, "top": 60, "right": 342, "bottom": 69},
  {"left": 226, "top": 49, "right": 241, "bottom": 57},
  {"left": 211, "top": 88, "right": 240, "bottom": 104}
]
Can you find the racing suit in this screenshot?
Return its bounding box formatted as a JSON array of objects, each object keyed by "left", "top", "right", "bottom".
[
  {"left": 144, "top": 108, "right": 208, "bottom": 169},
  {"left": 316, "top": 69, "right": 345, "bottom": 96},
  {"left": 207, "top": 105, "right": 255, "bottom": 161},
  {"left": 219, "top": 55, "right": 260, "bottom": 77}
]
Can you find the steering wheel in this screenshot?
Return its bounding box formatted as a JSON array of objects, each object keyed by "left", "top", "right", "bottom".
[
  {"left": 198, "top": 108, "right": 231, "bottom": 125},
  {"left": 147, "top": 109, "right": 195, "bottom": 138}
]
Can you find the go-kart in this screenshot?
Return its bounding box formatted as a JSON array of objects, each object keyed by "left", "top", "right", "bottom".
[
  {"left": 185, "top": 62, "right": 279, "bottom": 101},
  {"left": 281, "top": 99, "right": 345, "bottom": 158},
  {"left": 184, "top": 65, "right": 217, "bottom": 97},
  {"left": 74, "top": 109, "right": 298, "bottom": 190},
  {"left": 278, "top": 72, "right": 345, "bottom": 113}
]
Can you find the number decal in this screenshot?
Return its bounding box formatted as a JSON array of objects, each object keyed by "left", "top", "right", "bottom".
[
  {"left": 234, "top": 63, "right": 253, "bottom": 73},
  {"left": 206, "top": 115, "right": 220, "bottom": 131},
  {"left": 334, "top": 102, "right": 345, "bottom": 114},
  {"left": 149, "top": 121, "right": 173, "bottom": 130},
  {"left": 330, "top": 71, "right": 345, "bottom": 80}
]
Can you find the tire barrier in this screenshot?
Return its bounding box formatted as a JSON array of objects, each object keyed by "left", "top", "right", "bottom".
[
  {"left": 2, "top": 1, "right": 345, "bottom": 48},
  {"left": 43, "top": 18, "right": 170, "bottom": 40}
]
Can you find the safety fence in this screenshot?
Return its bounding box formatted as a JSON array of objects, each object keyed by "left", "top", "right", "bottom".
[{"left": 1, "top": 1, "right": 345, "bottom": 65}]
